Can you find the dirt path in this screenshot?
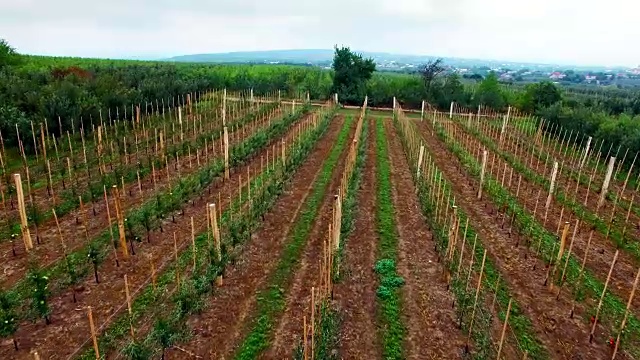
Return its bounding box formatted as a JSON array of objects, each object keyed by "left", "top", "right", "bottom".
[
  {"left": 2, "top": 112, "right": 312, "bottom": 360},
  {"left": 384, "top": 119, "right": 467, "bottom": 359},
  {"left": 333, "top": 117, "right": 381, "bottom": 359},
  {"left": 162, "top": 115, "right": 346, "bottom": 360},
  {"left": 264, "top": 116, "right": 357, "bottom": 358},
  {"left": 414, "top": 120, "right": 619, "bottom": 359}
]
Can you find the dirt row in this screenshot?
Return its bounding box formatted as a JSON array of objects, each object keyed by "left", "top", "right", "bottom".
[
  {"left": 383, "top": 118, "right": 469, "bottom": 358},
  {"left": 163, "top": 115, "right": 349, "bottom": 359},
  {"left": 0, "top": 106, "right": 285, "bottom": 290},
  {"left": 2, "top": 111, "right": 316, "bottom": 360},
  {"left": 415, "top": 120, "right": 618, "bottom": 359},
  {"left": 457, "top": 119, "right": 640, "bottom": 312}
]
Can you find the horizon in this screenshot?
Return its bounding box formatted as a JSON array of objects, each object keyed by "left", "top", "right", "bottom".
[{"left": 2, "top": 0, "right": 639, "bottom": 67}]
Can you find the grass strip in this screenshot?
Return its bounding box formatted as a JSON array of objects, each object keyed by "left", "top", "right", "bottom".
[
  {"left": 373, "top": 119, "right": 405, "bottom": 360},
  {"left": 234, "top": 115, "right": 354, "bottom": 360}
]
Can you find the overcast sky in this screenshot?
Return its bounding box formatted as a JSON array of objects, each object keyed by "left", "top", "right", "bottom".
[{"left": 1, "top": 0, "right": 638, "bottom": 67}]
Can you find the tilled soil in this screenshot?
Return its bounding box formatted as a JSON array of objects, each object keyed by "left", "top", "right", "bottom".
[
  {"left": 162, "top": 116, "right": 348, "bottom": 360},
  {"left": 1, "top": 112, "right": 311, "bottom": 360},
  {"left": 264, "top": 115, "right": 357, "bottom": 358},
  {"left": 332, "top": 118, "right": 381, "bottom": 360},
  {"left": 414, "top": 120, "right": 619, "bottom": 359},
  {"left": 454, "top": 120, "right": 640, "bottom": 316},
  {"left": 384, "top": 119, "right": 468, "bottom": 359}
]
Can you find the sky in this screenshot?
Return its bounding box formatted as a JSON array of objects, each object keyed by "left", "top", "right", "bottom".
[{"left": 1, "top": 0, "right": 639, "bottom": 67}]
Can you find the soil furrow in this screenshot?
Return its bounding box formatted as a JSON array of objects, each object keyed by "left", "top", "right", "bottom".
[
  {"left": 333, "top": 117, "right": 380, "bottom": 360},
  {"left": 415, "top": 120, "right": 618, "bottom": 359},
  {"left": 384, "top": 118, "right": 467, "bottom": 359}
]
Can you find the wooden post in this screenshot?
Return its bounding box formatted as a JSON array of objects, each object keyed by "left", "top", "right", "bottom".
[
  {"left": 222, "top": 88, "right": 227, "bottom": 126},
  {"left": 417, "top": 145, "right": 425, "bottom": 178},
  {"left": 224, "top": 127, "right": 229, "bottom": 180},
  {"left": 496, "top": 298, "right": 513, "bottom": 360},
  {"left": 421, "top": 100, "right": 425, "bottom": 121},
  {"left": 598, "top": 156, "right": 616, "bottom": 210},
  {"left": 544, "top": 162, "right": 559, "bottom": 226},
  {"left": 466, "top": 250, "right": 487, "bottom": 351},
  {"left": 478, "top": 150, "right": 488, "bottom": 199},
  {"left": 449, "top": 102, "right": 454, "bottom": 118},
  {"left": 590, "top": 249, "right": 619, "bottom": 342},
  {"left": 124, "top": 274, "right": 135, "bottom": 339},
  {"left": 112, "top": 185, "right": 129, "bottom": 259},
  {"left": 191, "top": 217, "right": 197, "bottom": 270},
  {"left": 88, "top": 306, "right": 100, "bottom": 359},
  {"left": 14, "top": 174, "right": 33, "bottom": 251},
  {"left": 612, "top": 267, "right": 640, "bottom": 359},
  {"left": 209, "top": 203, "right": 223, "bottom": 285}
]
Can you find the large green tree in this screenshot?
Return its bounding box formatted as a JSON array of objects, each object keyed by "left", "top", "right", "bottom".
[
  {"left": 474, "top": 72, "right": 505, "bottom": 110},
  {"left": 331, "top": 46, "right": 376, "bottom": 105},
  {"left": 518, "top": 81, "right": 562, "bottom": 112}
]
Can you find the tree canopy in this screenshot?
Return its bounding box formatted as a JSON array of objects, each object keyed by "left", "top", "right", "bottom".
[{"left": 331, "top": 46, "right": 376, "bottom": 105}]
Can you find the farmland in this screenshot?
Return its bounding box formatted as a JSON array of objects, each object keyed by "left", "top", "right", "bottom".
[{"left": 1, "top": 86, "right": 639, "bottom": 360}]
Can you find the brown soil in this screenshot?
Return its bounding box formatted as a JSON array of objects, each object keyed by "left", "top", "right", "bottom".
[
  {"left": 0, "top": 108, "right": 282, "bottom": 290},
  {"left": 263, "top": 116, "right": 357, "bottom": 358},
  {"left": 162, "top": 115, "right": 348, "bottom": 360},
  {"left": 453, "top": 120, "right": 640, "bottom": 314},
  {"left": 332, "top": 117, "right": 381, "bottom": 359},
  {"left": 1, "top": 112, "right": 311, "bottom": 360},
  {"left": 384, "top": 119, "right": 468, "bottom": 359},
  {"left": 414, "top": 120, "right": 620, "bottom": 359}
]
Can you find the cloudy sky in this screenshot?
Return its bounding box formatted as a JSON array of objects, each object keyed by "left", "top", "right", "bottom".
[{"left": 1, "top": 0, "right": 638, "bottom": 67}]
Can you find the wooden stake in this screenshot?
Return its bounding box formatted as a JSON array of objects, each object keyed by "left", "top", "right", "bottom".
[
  {"left": 478, "top": 150, "right": 487, "bottom": 199},
  {"left": 224, "top": 127, "right": 229, "bottom": 180},
  {"left": 612, "top": 267, "right": 640, "bottom": 359},
  {"left": 112, "top": 185, "right": 129, "bottom": 258},
  {"left": 496, "top": 298, "right": 513, "bottom": 360},
  {"left": 88, "top": 306, "right": 100, "bottom": 359},
  {"left": 466, "top": 250, "right": 487, "bottom": 351},
  {"left": 598, "top": 156, "right": 616, "bottom": 210},
  {"left": 124, "top": 274, "right": 135, "bottom": 339},
  {"left": 14, "top": 174, "right": 33, "bottom": 251},
  {"left": 590, "top": 249, "right": 619, "bottom": 342}
]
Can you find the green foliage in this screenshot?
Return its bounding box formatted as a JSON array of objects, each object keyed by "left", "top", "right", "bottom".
[
  {"left": 0, "top": 39, "right": 22, "bottom": 69},
  {"left": 374, "top": 119, "right": 405, "bottom": 360},
  {"left": 27, "top": 267, "right": 50, "bottom": 323},
  {"left": 474, "top": 72, "right": 506, "bottom": 110},
  {"left": 332, "top": 47, "right": 376, "bottom": 105},
  {"left": 518, "top": 81, "right": 562, "bottom": 112},
  {"left": 122, "top": 341, "right": 153, "bottom": 360},
  {"left": 0, "top": 291, "right": 18, "bottom": 338}
]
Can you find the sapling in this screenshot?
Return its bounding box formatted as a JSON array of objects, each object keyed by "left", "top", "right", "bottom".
[
  {"left": 151, "top": 317, "right": 181, "bottom": 360},
  {"left": 0, "top": 291, "right": 19, "bottom": 350},
  {"left": 122, "top": 340, "right": 152, "bottom": 360},
  {"left": 87, "top": 242, "right": 103, "bottom": 283},
  {"left": 63, "top": 254, "right": 81, "bottom": 302},
  {"left": 27, "top": 266, "right": 51, "bottom": 325}
]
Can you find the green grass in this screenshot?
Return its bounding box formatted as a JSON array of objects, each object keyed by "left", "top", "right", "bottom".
[
  {"left": 234, "top": 115, "right": 354, "bottom": 360},
  {"left": 373, "top": 119, "right": 405, "bottom": 360}
]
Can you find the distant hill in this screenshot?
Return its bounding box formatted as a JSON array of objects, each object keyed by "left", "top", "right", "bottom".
[{"left": 161, "top": 49, "right": 630, "bottom": 72}]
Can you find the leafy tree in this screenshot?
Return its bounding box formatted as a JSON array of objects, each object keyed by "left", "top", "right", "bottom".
[
  {"left": 474, "top": 72, "right": 506, "bottom": 110},
  {"left": 418, "top": 58, "right": 445, "bottom": 96},
  {"left": 0, "top": 39, "right": 22, "bottom": 69},
  {"left": 331, "top": 46, "right": 376, "bottom": 105},
  {"left": 519, "top": 81, "right": 562, "bottom": 113}
]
